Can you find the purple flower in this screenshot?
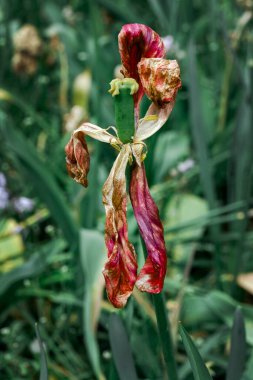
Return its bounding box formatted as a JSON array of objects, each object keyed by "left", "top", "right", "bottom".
[{"left": 13, "top": 197, "right": 34, "bottom": 213}]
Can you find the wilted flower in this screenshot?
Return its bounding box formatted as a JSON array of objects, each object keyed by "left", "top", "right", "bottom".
[
  {"left": 65, "top": 23, "right": 181, "bottom": 308},
  {"left": 12, "top": 25, "right": 43, "bottom": 75}
]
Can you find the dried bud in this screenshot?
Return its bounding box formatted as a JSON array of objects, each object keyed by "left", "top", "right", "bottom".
[
  {"left": 65, "top": 132, "right": 90, "bottom": 187},
  {"left": 138, "top": 58, "right": 181, "bottom": 106},
  {"left": 13, "top": 25, "right": 42, "bottom": 56}
]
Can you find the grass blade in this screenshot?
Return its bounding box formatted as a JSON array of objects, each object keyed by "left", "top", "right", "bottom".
[
  {"left": 226, "top": 308, "right": 247, "bottom": 380},
  {"left": 179, "top": 324, "right": 213, "bottom": 380},
  {"left": 108, "top": 313, "right": 138, "bottom": 380},
  {"left": 80, "top": 229, "right": 106, "bottom": 380},
  {"left": 35, "top": 323, "right": 49, "bottom": 380}
]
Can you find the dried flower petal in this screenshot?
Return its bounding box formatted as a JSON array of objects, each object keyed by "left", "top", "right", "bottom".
[
  {"left": 138, "top": 58, "right": 181, "bottom": 106},
  {"left": 130, "top": 163, "right": 167, "bottom": 293},
  {"left": 135, "top": 101, "right": 175, "bottom": 141},
  {"left": 65, "top": 122, "right": 119, "bottom": 187},
  {"left": 103, "top": 145, "right": 137, "bottom": 308},
  {"left": 118, "top": 24, "right": 165, "bottom": 108},
  {"left": 65, "top": 131, "right": 90, "bottom": 187},
  {"left": 74, "top": 122, "right": 118, "bottom": 144}
]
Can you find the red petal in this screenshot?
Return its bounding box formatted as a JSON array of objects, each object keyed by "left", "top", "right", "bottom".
[
  {"left": 65, "top": 132, "right": 90, "bottom": 187},
  {"left": 130, "top": 163, "right": 167, "bottom": 293},
  {"left": 102, "top": 146, "right": 137, "bottom": 308},
  {"left": 118, "top": 24, "right": 165, "bottom": 109}
]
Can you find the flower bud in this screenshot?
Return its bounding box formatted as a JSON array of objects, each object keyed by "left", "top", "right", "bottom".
[{"left": 138, "top": 58, "right": 181, "bottom": 106}]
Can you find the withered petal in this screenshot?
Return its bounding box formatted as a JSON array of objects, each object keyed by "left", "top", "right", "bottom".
[
  {"left": 135, "top": 101, "right": 175, "bottom": 141},
  {"left": 102, "top": 145, "right": 138, "bottom": 308},
  {"left": 65, "top": 122, "right": 118, "bottom": 188},
  {"left": 130, "top": 163, "right": 167, "bottom": 293},
  {"left": 65, "top": 131, "right": 90, "bottom": 187},
  {"left": 74, "top": 122, "right": 118, "bottom": 144},
  {"left": 118, "top": 24, "right": 165, "bottom": 109},
  {"left": 138, "top": 58, "right": 181, "bottom": 106}
]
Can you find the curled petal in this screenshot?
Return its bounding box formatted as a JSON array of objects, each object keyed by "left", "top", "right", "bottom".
[
  {"left": 65, "top": 122, "right": 118, "bottom": 187},
  {"left": 65, "top": 131, "right": 90, "bottom": 187},
  {"left": 118, "top": 24, "right": 165, "bottom": 108},
  {"left": 138, "top": 58, "right": 181, "bottom": 106},
  {"left": 135, "top": 101, "right": 175, "bottom": 141},
  {"left": 74, "top": 122, "right": 118, "bottom": 145},
  {"left": 130, "top": 163, "right": 167, "bottom": 293},
  {"left": 102, "top": 145, "right": 137, "bottom": 308}
]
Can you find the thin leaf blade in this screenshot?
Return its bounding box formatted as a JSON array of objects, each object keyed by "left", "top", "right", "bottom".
[
  {"left": 226, "top": 308, "right": 247, "bottom": 380},
  {"left": 35, "top": 323, "right": 48, "bottom": 380},
  {"left": 108, "top": 313, "right": 138, "bottom": 380},
  {"left": 179, "top": 324, "right": 212, "bottom": 380}
]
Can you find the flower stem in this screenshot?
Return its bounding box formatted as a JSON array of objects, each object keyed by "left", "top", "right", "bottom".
[{"left": 140, "top": 238, "right": 178, "bottom": 380}]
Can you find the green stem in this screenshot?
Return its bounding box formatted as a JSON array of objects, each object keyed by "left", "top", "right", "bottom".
[{"left": 140, "top": 239, "right": 178, "bottom": 380}]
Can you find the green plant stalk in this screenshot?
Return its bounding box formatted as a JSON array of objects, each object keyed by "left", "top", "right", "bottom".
[
  {"left": 140, "top": 238, "right": 178, "bottom": 380},
  {"left": 114, "top": 86, "right": 135, "bottom": 144},
  {"left": 113, "top": 83, "right": 178, "bottom": 380}
]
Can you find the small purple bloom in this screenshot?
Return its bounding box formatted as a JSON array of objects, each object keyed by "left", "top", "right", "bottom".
[{"left": 13, "top": 197, "right": 34, "bottom": 213}]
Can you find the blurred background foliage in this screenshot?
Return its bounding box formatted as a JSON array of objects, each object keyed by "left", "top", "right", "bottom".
[{"left": 0, "top": 0, "right": 253, "bottom": 379}]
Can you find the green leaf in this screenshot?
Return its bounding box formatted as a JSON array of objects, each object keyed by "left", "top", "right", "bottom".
[
  {"left": 108, "top": 313, "right": 138, "bottom": 380},
  {"left": 80, "top": 229, "right": 106, "bottom": 380},
  {"left": 35, "top": 323, "right": 48, "bottom": 380},
  {"left": 242, "top": 347, "right": 253, "bottom": 380},
  {"left": 179, "top": 324, "right": 213, "bottom": 380},
  {"left": 153, "top": 131, "right": 189, "bottom": 182},
  {"left": 165, "top": 193, "right": 208, "bottom": 241},
  {"left": 226, "top": 308, "right": 247, "bottom": 380}
]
